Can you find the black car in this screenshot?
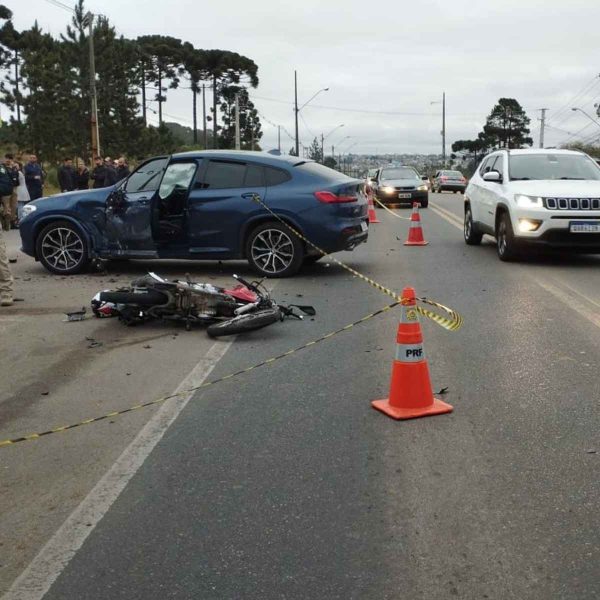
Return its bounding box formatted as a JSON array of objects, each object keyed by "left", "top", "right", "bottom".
[{"left": 371, "top": 166, "right": 429, "bottom": 208}]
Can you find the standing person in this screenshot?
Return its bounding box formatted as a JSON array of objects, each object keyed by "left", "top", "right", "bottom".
[
  {"left": 0, "top": 159, "right": 14, "bottom": 232},
  {"left": 58, "top": 158, "right": 76, "bottom": 192},
  {"left": 116, "top": 157, "right": 130, "bottom": 182},
  {"left": 74, "top": 161, "right": 90, "bottom": 190},
  {"left": 0, "top": 225, "right": 13, "bottom": 306},
  {"left": 90, "top": 156, "right": 107, "bottom": 189},
  {"left": 104, "top": 157, "right": 118, "bottom": 187},
  {"left": 24, "top": 154, "right": 44, "bottom": 200},
  {"left": 4, "top": 154, "right": 20, "bottom": 229},
  {"left": 16, "top": 161, "right": 30, "bottom": 222}
]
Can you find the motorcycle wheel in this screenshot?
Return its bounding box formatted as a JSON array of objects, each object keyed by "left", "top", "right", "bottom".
[{"left": 207, "top": 308, "right": 281, "bottom": 338}]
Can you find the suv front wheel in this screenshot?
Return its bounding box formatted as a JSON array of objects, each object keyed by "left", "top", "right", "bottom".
[
  {"left": 464, "top": 205, "right": 482, "bottom": 245},
  {"left": 496, "top": 212, "right": 519, "bottom": 261}
]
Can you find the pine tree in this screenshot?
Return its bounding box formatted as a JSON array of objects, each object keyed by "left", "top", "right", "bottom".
[
  {"left": 219, "top": 86, "right": 262, "bottom": 149},
  {"left": 308, "top": 137, "right": 322, "bottom": 162},
  {"left": 482, "top": 98, "right": 533, "bottom": 149}
]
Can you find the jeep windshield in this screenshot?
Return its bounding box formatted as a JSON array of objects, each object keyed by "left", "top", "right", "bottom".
[
  {"left": 509, "top": 154, "right": 600, "bottom": 181},
  {"left": 381, "top": 167, "right": 419, "bottom": 180}
]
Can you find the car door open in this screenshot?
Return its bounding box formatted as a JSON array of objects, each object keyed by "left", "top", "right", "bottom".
[{"left": 105, "top": 157, "right": 168, "bottom": 256}]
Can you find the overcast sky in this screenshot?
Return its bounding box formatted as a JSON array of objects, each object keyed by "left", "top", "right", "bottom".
[{"left": 5, "top": 0, "right": 600, "bottom": 155}]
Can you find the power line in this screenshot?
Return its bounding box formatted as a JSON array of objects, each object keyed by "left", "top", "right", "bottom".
[
  {"left": 42, "top": 0, "right": 75, "bottom": 13},
  {"left": 299, "top": 112, "right": 316, "bottom": 139},
  {"left": 547, "top": 74, "right": 600, "bottom": 127}
]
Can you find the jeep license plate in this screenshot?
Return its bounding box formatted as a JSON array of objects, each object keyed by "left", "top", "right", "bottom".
[
  {"left": 360, "top": 220, "right": 368, "bottom": 232},
  {"left": 570, "top": 221, "right": 600, "bottom": 233},
  {"left": 398, "top": 193, "right": 412, "bottom": 199}
]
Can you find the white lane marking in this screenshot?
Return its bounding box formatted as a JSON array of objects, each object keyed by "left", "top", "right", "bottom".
[
  {"left": 535, "top": 278, "right": 600, "bottom": 330},
  {"left": 3, "top": 340, "right": 233, "bottom": 600},
  {"left": 429, "top": 201, "right": 463, "bottom": 228}
]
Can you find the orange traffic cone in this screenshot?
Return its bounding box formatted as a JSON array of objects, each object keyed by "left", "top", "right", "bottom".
[
  {"left": 404, "top": 203, "right": 428, "bottom": 246},
  {"left": 372, "top": 287, "right": 453, "bottom": 420},
  {"left": 367, "top": 190, "right": 380, "bottom": 224}
]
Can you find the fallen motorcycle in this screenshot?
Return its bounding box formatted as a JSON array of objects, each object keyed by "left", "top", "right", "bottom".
[{"left": 91, "top": 272, "right": 315, "bottom": 337}]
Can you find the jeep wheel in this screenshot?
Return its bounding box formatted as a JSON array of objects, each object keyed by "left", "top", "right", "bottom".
[
  {"left": 464, "top": 205, "right": 483, "bottom": 245},
  {"left": 496, "top": 212, "right": 519, "bottom": 261}
]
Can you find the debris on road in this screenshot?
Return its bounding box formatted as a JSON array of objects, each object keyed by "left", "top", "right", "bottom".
[{"left": 64, "top": 307, "right": 87, "bottom": 322}]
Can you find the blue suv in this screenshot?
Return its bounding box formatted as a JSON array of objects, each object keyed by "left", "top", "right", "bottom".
[{"left": 19, "top": 151, "right": 368, "bottom": 277}]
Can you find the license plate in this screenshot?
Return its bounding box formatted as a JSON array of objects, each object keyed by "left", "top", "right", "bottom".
[
  {"left": 360, "top": 221, "right": 368, "bottom": 232},
  {"left": 570, "top": 221, "right": 600, "bottom": 233},
  {"left": 398, "top": 193, "right": 412, "bottom": 199}
]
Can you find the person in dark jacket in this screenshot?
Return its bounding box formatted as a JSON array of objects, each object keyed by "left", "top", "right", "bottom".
[
  {"left": 104, "top": 157, "right": 118, "bottom": 187},
  {"left": 24, "top": 154, "right": 44, "bottom": 200},
  {"left": 74, "top": 161, "right": 90, "bottom": 190},
  {"left": 90, "top": 156, "right": 107, "bottom": 189},
  {"left": 116, "top": 157, "right": 130, "bottom": 182},
  {"left": 58, "top": 158, "right": 76, "bottom": 192}
]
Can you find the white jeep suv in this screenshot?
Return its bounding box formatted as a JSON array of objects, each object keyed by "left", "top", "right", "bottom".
[{"left": 464, "top": 149, "right": 600, "bottom": 260}]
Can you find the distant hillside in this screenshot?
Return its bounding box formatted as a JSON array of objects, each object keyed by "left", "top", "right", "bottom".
[{"left": 163, "top": 121, "right": 207, "bottom": 146}]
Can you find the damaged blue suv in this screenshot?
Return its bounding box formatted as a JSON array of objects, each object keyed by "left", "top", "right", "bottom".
[{"left": 19, "top": 151, "right": 368, "bottom": 278}]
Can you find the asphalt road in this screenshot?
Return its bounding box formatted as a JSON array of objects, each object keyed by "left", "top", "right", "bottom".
[{"left": 3, "top": 192, "right": 600, "bottom": 599}]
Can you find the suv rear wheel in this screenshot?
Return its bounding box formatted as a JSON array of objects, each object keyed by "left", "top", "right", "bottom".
[
  {"left": 464, "top": 205, "right": 482, "bottom": 245},
  {"left": 246, "top": 222, "right": 304, "bottom": 278},
  {"left": 496, "top": 212, "right": 519, "bottom": 261}
]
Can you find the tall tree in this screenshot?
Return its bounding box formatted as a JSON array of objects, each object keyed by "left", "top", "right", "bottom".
[
  {"left": 180, "top": 44, "right": 207, "bottom": 145},
  {"left": 307, "top": 137, "right": 322, "bottom": 162},
  {"left": 203, "top": 49, "right": 258, "bottom": 149},
  {"left": 137, "top": 35, "right": 183, "bottom": 125},
  {"left": 219, "top": 86, "right": 262, "bottom": 149},
  {"left": 482, "top": 98, "right": 533, "bottom": 149}
]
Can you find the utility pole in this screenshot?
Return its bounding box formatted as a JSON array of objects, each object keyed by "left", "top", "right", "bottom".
[
  {"left": 331, "top": 145, "right": 334, "bottom": 164},
  {"left": 14, "top": 50, "right": 20, "bottom": 126},
  {"left": 294, "top": 70, "right": 299, "bottom": 156},
  {"left": 192, "top": 87, "right": 198, "bottom": 145},
  {"left": 538, "top": 108, "right": 548, "bottom": 148},
  {"left": 84, "top": 12, "right": 100, "bottom": 160},
  {"left": 278, "top": 125, "right": 281, "bottom": 152},
  {"left": 442, "top": 91, "right": 446, "bottom": 166},
  {"left": 202, "top": 84, "right": 207, "bottom": 149},
  {"left": 140, "top": 60, "right": 146, "bottom": 126},
  {"left": 234, "top": 93, "right": 241, "bottom": 150},
  {"left": 320, "top": 133, "right": 324, "bottom": 163}
]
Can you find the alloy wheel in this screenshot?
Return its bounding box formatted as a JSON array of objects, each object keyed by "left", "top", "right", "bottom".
[
  {"left": 497, "top": 220, "right": 507, "bottom": 256},
  {"left": 41, "top": 227, "right": 85, "bottom": 272},
  {"left": 251, "top": 228, "right": 295, "bottom": 274},
  {"left": 464, "top": 210, "right": 472, "bottom": 239}
]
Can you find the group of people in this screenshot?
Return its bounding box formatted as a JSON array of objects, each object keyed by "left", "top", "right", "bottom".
[
  {"left": 0, "top": 153, "right": 131, "bottom": 307},
  {"left": 58, "top": 156, "right": 130, "bottom": 193}
]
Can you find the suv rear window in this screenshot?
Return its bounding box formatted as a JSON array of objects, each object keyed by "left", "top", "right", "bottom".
[
  {"left": 265, "top": 167, "right": 291, "bottom": 186},
  {"left": 295, "top": 161, "right": 346, "bottom": 181}
]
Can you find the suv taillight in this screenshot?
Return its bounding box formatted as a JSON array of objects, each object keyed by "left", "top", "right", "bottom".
[{"left": 314, "top": 191, "right": 357, "bottom": 204}]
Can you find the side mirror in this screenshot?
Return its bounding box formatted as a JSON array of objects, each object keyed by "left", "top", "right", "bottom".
[
  {"left": 483, "top": 171, "right": 502, "bottom": 183},
  {"left": 421, "top": 175, "right": 428, "bottom": 180}
]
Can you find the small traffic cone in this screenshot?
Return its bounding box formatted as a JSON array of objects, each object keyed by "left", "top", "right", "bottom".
[
  {"left": 367, "top": 190, "right": 380, "bottom": 224},
  {"left": 372, "top": 287, "right": 453, "bottom": 420},
  {"left": 404, "top": 203, "right": 428, "bottom": 246}
]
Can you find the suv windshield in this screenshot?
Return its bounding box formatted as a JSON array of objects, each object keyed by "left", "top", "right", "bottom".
[
  {"left": 509, "top": 154, "right": 600, "bottom": 181},
  {"left": 381, "top": 167, "right": 419, "bottom": 180}
]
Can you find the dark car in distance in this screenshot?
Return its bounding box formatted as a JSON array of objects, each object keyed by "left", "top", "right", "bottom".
[
  {"left": 371, "top": 166, "right": 429, "bottom": 207},
  {"left": 432, "top": 169, "right": 467, "bottom": 193},
  {"left": 19, "top": 151, "right": 369, "bottom": 278}
]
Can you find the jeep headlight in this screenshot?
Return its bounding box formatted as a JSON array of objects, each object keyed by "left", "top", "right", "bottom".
[
  {"left": 417, "top": 184, "right": 428, "bottom": 191},
  {"left": 380, "top": 186, "right": 395, "bottom": 194},
  {"left": 515, "top": 194, "right": 543, "bottom": 208},
  {"left": 21, "top": 204, "right": 37, "bottom": 218}
]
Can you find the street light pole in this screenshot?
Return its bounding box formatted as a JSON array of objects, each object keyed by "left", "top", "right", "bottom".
[
  {"left": 571, "top": 107, "right": 600, "bottom": 130},
  {"left": 294, "top": 70, "right": 299, "bottom": 156},
  {"left": 321, "top": 123, "right": 344, "bottom": 163},
  {"left": 442, "top": 91, "right": 446, "bottom": 166}
]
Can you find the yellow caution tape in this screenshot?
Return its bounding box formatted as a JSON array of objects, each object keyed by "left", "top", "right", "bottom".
[
  {"left": 372, "top": 196, "right": 412, "bottom": 219},
  {"left": 250, "top": 194, "right": 463, "bottom": 332},
  {"left": 0, "top": 302, "right": 400, "bottom": 448}
]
